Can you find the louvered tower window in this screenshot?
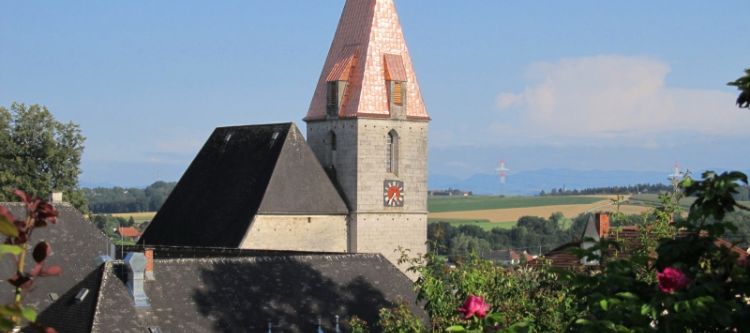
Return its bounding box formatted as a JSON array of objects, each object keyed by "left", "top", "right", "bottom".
[
  {"left": 392, "top": 81, "right": 403, "bottom": 106},
  {"left": 326, "top": 80, "right": 348, "bottom": 118}
]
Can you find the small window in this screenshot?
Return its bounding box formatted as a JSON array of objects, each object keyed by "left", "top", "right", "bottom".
[
  {"left": 386, "top": 130, "right": 398, "bottom": 174},
  {"left": 328, "top": 131, "right": 337, "bottom": 167}
]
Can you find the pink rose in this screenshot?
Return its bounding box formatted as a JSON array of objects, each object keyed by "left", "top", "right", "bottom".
[
  {"left": 657, "top": 267, "right": 690, "bottom": 293},
  {"left": 458, "top": 295, "right": 490, "bottom": 319}
]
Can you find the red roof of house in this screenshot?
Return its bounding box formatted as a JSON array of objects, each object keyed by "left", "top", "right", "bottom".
[{"left": 117, "top": 227, "right": 141, "bottom": 238}]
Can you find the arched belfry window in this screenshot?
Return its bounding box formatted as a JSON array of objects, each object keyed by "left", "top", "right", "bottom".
[
  {"left": 386, "top": 130, "right": 398, "bottom": 174},
  {"left": 328, "top": 131, "right": 337, "bottom": 168}
]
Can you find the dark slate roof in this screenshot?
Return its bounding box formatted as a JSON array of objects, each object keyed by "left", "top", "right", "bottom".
[
  {"left": 0, "top": 202, "right": 112, "bottom": 333},
  {"left": 92, "top": 254, "right": 423, "bottom": 333},
  {"left": 140, "top": 123, "right": 348, "bottom": 248}
]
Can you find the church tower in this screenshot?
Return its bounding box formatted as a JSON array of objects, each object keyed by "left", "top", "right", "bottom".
[{"left": 305, "top": 0, "right": 430, "bottom": 270}]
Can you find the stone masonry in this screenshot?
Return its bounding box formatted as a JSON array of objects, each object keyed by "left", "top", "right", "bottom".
[{"left": 307, "top": 118, "right": 428, "bottom": 269}]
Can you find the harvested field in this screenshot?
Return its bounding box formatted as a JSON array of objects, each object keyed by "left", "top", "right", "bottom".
[
  {"left": 111, "top": 211, "right": 156, "bottom": 224},
  {"left": 428, "top": 201, "right": 652, "bottom": 223}
]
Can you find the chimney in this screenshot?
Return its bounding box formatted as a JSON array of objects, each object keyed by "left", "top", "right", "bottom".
[
  {"left": 124, "top": 252, "right": 150, "bottom": 308},
  {"left": 50, "top": 192, "right": 63, "bottom": 203},
  {"left": 144, "top": 248, "right": 155, "bottom": 281},
  {"left": 596, "top": 213, "right": 610, "bottom": 238}
]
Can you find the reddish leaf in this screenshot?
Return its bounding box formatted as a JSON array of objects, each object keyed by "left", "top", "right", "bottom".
[
  {"left": 40, "top": 265, "right": 62, "bottom": 277},
  {"left": 12, "top": 189, "right": 31, "bottom": 205},
  {"left": 32, "top": 241, "right": 51, "bottom": 263},
  {"left": 8, "top": 273, "right": 32, "bottom": 289},
  {"left": 29, "top": 263, "right": 43, "bottom": 277},
  {"left": 34, "top": 202, "right": 58, "bottom": 226},
  {"left": 45, "top": 327, "right": 59, "bottom": 333},
  {"left": 0, "top": 206, "right": 14, "bottom": 224}
]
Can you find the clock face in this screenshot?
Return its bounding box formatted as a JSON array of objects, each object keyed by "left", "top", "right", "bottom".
[{"left": 384, "top": 180, "right": 404, "bottom": 207}]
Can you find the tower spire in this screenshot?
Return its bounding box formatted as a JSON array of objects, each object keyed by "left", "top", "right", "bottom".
[{"left": 306, "top": 0, "right": 429, "bottom": 122}]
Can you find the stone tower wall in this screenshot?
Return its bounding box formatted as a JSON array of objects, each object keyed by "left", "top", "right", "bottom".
[{"left": 307, "top": 118, "right": 428, "bottom": 269}]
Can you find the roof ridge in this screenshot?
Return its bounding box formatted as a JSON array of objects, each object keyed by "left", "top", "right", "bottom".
[{"left": 146, "top": 253, "right": 386, "bottom": 265}]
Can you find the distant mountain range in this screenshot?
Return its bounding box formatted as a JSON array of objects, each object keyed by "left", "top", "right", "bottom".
[{"left": 429, "top": 168, "right": 750, "bottom": 195}]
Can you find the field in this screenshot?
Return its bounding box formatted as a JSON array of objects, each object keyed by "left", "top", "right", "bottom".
[
  {"left": 427, "top": 218, "right": 516, "bottom": 231},
  {"left": 428, "top": 195, "right": 654, "bottom": 229},
  {"left": 629, "top": 194, "right": 695, "bottom": 208},
  {"left": 111, "top": 211, "right": 156, "bottom": 224},
  {"left": 428, "top": 195, "right": 605, "bottom": 213}
]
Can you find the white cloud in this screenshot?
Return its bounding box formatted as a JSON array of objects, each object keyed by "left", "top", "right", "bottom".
[{"left": 496, "top": 55, "right": 750, "bottom": 140}]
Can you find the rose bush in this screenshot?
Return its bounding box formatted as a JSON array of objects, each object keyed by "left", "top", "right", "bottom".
[
  {"left": 1, "top": 190, "right": 61, "bottom": 333},
  {"left": 656, "top": 267, "right": 690, "bottom": 294},
  {"left": 458, "top": 295, "right": 490, "bottom": 319}
]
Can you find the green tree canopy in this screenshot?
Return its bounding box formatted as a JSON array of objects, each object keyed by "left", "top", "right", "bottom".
[
  {"left": 727, "top": 68, "right": 750, "bottom": 108},
  {"left": 0, "top": 103, "right": 87, "bottom": 211}
]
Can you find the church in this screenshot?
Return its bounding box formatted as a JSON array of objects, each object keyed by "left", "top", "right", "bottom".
[
  {"left": 140, "top": 0, "right": 430, "bottom": 272},
  {"left": 0, "top": 1, "right": 431, "bottom": 331}
]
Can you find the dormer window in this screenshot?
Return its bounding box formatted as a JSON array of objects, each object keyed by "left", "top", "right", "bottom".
[
  {"left": 325, "top": 49, "right": 358, "bottom": 118},
  {"left": 384, "top": 54, "right": 408, "bottom": 118}
]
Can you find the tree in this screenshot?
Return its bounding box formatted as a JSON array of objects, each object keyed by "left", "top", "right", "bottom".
[
  {"left": 448, "top": 233, "right": 490, "bottom": 263},
  {"left": 0, "top": 103, "right": 87, "bottom": 212},
  {"left": 727, "top": 68, "right": 750, "bottom": 108}
]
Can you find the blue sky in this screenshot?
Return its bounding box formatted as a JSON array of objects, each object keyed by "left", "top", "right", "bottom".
[{"left": 1, "top": 1, "right": 749, "bottom": 187}]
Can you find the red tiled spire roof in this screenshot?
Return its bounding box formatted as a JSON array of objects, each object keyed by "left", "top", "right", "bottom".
[{"left": 305, "top": 0, "right": 429, "bottom": 121}]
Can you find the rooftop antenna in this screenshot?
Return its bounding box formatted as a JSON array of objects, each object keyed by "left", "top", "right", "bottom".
[{"left": 496, "top": 160, "right": 510, "bottom": 185}]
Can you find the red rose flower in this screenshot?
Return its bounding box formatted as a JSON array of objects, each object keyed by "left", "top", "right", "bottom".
[
  {"left": 657, "top": 267, "right": 690, "bottom": 293},
  {"left": 458, "top": 295, "right": 490, "bottom": 319}
]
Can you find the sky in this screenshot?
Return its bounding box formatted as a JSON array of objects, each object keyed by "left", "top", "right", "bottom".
[{"left": 1, "top": 1, "right": 749, "bottom": 187}]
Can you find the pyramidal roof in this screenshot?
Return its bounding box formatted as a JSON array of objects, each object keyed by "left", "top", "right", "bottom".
[
  {"left": 305, "top": 0, "right": 429, "bottom": 121},
  {"left": 140, "top": 123, "right": 348, "bottom": 248}
]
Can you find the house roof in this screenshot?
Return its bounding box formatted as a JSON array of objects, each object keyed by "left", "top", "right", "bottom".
[
  {"left": 139, "top": 123, "right": 348, "bottom": 248},
  {"left": 0, "top": 202, "right": 112, "bottom": 333},
  {"left": 91, "top": 253, "right": 424, "bottom": 333},
  {"left": 306, "top": 0, "right": 430, "bottom": 121},
  {"left": 117, "top": 226, "right": 141, "bottom": 238}
]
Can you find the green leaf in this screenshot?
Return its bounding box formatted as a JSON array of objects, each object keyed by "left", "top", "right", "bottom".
[
  {"left": 0, "top": 244, "right": 22, "bottom": 255},
  {"left": 575, "top": 318, "right": 592, "bottom": 326},
  {"left": 505, "top": 321, "right": 532, "bottom": 333},
  {"left": 616, "top": 292, "right": 638, "bottom": 300},
  {"left": 485, "top": 312, "right": 505, "bottom": 324},
  {"left": 0, "top": 317, "right": 15, "bottom": 331},
  {"left": 20, "top": 307, "right": 36, "bottom": 322},
  {"left": 600, "top": 299, "right": 609, "bottom": 311},
  {"left": 446, "top": 325, "right": 467, "bottom": 332},
  {"left": 0, "top": 216, "right": 18, "bottom": 237},
  {"left": 640, "top": 304, "right": 653, "bottom": 316}
]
